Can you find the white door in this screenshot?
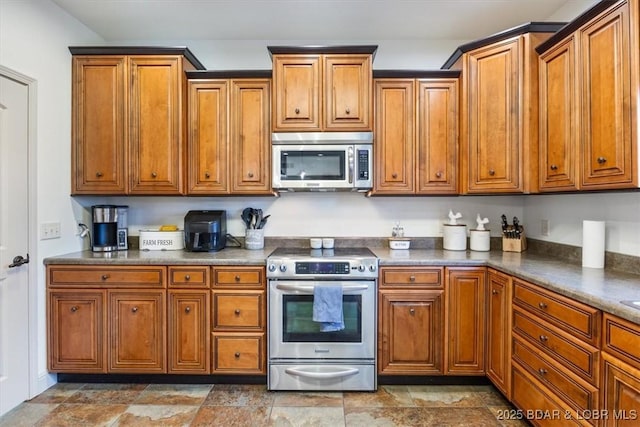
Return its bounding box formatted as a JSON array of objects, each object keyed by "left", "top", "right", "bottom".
[{"left": 0, "top": 69, "right": 32, "bottom": 415}]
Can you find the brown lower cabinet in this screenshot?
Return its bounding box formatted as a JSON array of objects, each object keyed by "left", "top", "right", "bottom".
[{"left": 486, "top": 268, "right": 512, "bottom": 398}]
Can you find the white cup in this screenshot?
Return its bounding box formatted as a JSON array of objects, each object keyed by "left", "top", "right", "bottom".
[
  {"left": 310, "top": 238, "right": 322, "bottom": 249},
  {"left": 322, "top": 238, "right": 334, "bottom": 249}
]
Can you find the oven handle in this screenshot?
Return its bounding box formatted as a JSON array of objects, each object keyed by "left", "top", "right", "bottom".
[
  {"left": 274, "top": 283, "right": 369, "bottom": 293},
  {"left": 285, "top": 367, "right": 359, "bottom": 379}
]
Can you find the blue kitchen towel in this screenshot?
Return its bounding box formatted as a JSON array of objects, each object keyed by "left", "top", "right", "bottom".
[{"left": 312, "top": 284, "right": 344, "bottom": 332}]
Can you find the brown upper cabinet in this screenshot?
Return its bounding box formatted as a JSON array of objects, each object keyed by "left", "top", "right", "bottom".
[
  {"left": 538, "top": 0, "right": 637, "bottom": 192},
  {"left": 372, "top": 71, "right": 459, "bottom": 195},
  {"left": 186, "top": 71, "right": 272, "bottom": 195},
  {"left": 443, "top": 23, "right": 564, "bottom": 194},
  {"left": 70, "top": 47, "right": 204, "bottom": 195},
  {"left": 269, "top": 46, "right": 376, "bottom": 131}
]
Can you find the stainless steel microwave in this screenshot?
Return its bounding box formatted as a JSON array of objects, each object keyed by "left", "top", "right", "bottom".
[{"left": 272, "top": 132, "right": 373, "bottom": 191}]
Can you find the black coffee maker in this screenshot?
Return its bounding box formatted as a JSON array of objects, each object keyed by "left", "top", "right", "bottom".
[{"left": 92, "top": 205, "right": 118, "bottom": 252}]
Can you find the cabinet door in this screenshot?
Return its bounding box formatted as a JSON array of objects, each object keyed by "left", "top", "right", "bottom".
[
  {"left": 48, "top": 290, "right": 106, "bottom": 373},
  {"left": 601, "top": 352, "right": 640, "bottom": 426},
  {"left": 108, "top": 290, "right": 166, "bottom": 372},
  {"left": 187, "top": 80, "right": 228, "bottom": 194},
  {"left": 445, "top": 268, "right": 486, "bottom": 375},
  {"left": 272, "top": 55, "right": 321, "bottom": 131},
  {"left": 71, "top": 56, "right": 127, "bottom": 194},
  {"left": 230, "top": 79, "right": 272, "bottom": 193},
  {"left": 378, "top": 290, "right": 443, "bottom": 375},
  {"left": 580, "top": 1, "right": 633, "bottom": 189},
  {"left": 129, "top": 56, "right": 184, "bottom": 194},
  {"left": 416, "top": 79, "right": 458, "bottom": 194},
  {"left": 465, "top": 38, "right": 522, "bottom": 193},
  {"left": 323, "top": 55, "right": 372, "bottom": 130},
  {"left": 168, "top": 290, "right": 209, "bottom": 374},
  {"left": 539, "top": 36, "right": 579, "bottom": 192},
  {"left": 373, "top": 79, "right": 415, "bottom": 194},
  {"left": 486, "top": 269, "right": 512, "bottom": 398}
]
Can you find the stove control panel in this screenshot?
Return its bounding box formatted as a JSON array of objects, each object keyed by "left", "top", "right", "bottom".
[
  {"left": 267, "top": 258, "right": 378, "bottom": 279},
  {"left": 295, "top": 261, "right": 350, "bottom": 275}
]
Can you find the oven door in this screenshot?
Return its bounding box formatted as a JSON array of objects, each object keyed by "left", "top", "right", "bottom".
[
  {"left": 272, "top": 144, "right": 353, "bottom": 189},
  {"left": 268, "top": 280, "right": 376, "bottom": 360}
]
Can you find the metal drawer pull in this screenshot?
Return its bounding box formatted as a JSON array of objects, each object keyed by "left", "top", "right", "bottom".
[
  {"left": 235, "top": 352, "right": 241, "bottom": 358},
  {"left": 492, "top": 289, "right": 499, "bottom": 295},
  {"left": 151, "top": 172, "right": 157, "bottom": 178},
  {"left": 275, "top": 284, "right": 368, "bottom": 293},
  {"left": 234, "top": 309, "right": 241, "bottom": 315},
  {"left": 101, "top": 274, "right": 110, "bottom": 280},
  {"left": 538, "top": 302, "right": 547, "bottom": 309},
  {"left": 489, "top": 169, "right": 495, "bottom": 176},
  {"left": 409, "top": 276, "right": 416, "bottom": 282},
  {"left": 295, "top": 108, "right": 300, "bottom": 114},
  {"left": 409, "top": 308, "right": 415, "bottom": 316},
  {"left": 539, "top": 335, "right": 548, "bottom": 342},
  {"left": 131, "top": 307, "right": 138, "bottom": 313},
  {"left": 550, "top": 164, "right": 558, "bottom": 171},
  {"left": 184, "top": 275, "right": 191, "bottom": 281},
  {"left": 345, "top": 108, "right": 350, "bottom": 115},
  {"left": 96, "top": 171, "right": 103, "bottom": 177},
  {"left": 70, "top": 306, "right": 79, "bottom": 312},
  {"left": 235, "top": 275, "right": 241, "bottom": 282},
  {"left": 185, "top": 306, "right": 191, "bottom": 313},
  {"left": 597, "top": 157, "right": 607, "bottom": 164},
  {"left": 205, "top": 172, "right": 210, "bottom": 178},
  {"left": 285, "top": 367, "right": 359, "bottom": 379},
  {"left": 538, "top": 368, "right": 548, "bottom": 375}
]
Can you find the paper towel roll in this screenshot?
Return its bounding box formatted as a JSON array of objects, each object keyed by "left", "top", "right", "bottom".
[{"left": 582, "top": 220, "right": 605, "bottom": 268}]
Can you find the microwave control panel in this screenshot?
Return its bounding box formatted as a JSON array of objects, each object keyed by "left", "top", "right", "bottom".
[{"left": 357, "top": 150, "right": 369, "bottom": 180}]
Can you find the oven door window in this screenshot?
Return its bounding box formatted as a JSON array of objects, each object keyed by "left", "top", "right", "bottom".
[
  {"left": 280, "top": 150, "right": 346, "bottom": 181},
  {"left": 282, "top": 295, "right": 361, "bottom": 342}
]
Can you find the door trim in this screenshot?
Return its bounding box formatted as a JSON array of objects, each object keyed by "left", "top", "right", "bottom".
[{"left": 0, "top": 65, "right": 40, "bottom": 398}]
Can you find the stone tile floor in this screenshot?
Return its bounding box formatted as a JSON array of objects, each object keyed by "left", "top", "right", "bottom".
[{"left": 0, "top": 383, "right": 528, "bottom": 426}]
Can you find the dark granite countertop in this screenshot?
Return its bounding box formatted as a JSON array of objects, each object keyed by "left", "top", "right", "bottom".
[{"left": 45, "top": 247, "right": 640, "bottom": 324}]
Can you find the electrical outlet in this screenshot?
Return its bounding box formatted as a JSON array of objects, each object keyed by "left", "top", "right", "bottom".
[
  {"left": 41, "top": 222, "right": 61, "bottom": 240},
  {"left": 541, "top": 219, "right": 550, "bottom": 237}
]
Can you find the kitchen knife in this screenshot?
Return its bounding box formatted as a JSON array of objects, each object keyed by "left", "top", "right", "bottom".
[
  {"left": 501, "top": 215, "right": 508, "bottom": 236},
  {"left": 513, "top": 217, "right": 520, "bottom": 239}
]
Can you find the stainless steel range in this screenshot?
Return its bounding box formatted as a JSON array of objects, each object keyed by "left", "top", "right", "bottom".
[{"left": 267, "top": 247, "right": 378, "bottom": 391}]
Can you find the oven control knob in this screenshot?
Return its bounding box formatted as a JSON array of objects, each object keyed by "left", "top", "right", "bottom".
[
  {"left": 369, "top": 264, "right": 376, "bottom": 272},
  {"left": 279, "top": 264, "right": 287, "bottom": 272},
  {"left": 268, "top": 264, "right": 277, "bottom": 272},
  {"left": 357, "top": 264, "right": 365, "bottom": 272}
]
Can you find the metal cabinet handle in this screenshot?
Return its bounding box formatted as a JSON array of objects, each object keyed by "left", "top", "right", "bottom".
[
  {"left": 70, "top": 306, "right": 79, "bottom": 312},
  {"left": 409, "top": 308, "right": 415, "bottom": 316},
  {"left": 234, "top": 275, "right": 241, "bottom": 282},
  {"left": 234, "top": 309, "right": 241, "bottom": 315},
  {"left": 248, "top": 172, "right": 254, "bottom": 178},
  {"left": 101, "top": 274, "right": 110, "bottom": 281},
  {"left": 392, "top": 173, "right": 398, "bottom": 179},
  {"left": 294, "top": 108, "right": 300, "bottom": 114},
  {"left": 538, "top": 302, "right": 547, "bottom": 309},
  {"left": 185, "top": 306, "right": 191, "bottom": 313},
  {"left": 234, "top": 352, "right": 241, "bottom": 358},
  {"left": 597, "top": 157, "right": 607, "bottom": 164},
  {"left": 131, "top": 307, "right": 138, "bottom": 313},
  {"left": 151, "top": 172, "right": 157, "bottom": 178},
  {"left": 184, "top": 275, "right": 191, "bottom": 281},
  {"left": 550, "top": 164, "right": 558, "bottom": 171},
  {"left": 204, "top": 172, "right": 211, "bottom": 179},
  {"left": 489, "top": 169, "right": 496, "bottom": 176},
  {"left": 345, "top": 108, "right": 350, "bottom": 115},
  {"left": 435, "top": 171, "right": 443, "bottom": 178},
  {"left": 96, "top": 171, "right": 103, "bottom": 177},
  {"left": 538, "top": 368, "right": 548, "bottom": 375},
  {"left": 492, "top": 289, "right": 499, "bottom": 295},
  {"left": 539, "top": 335, "right": 548, "bottom": 343},
  {"left": 409, "top": 275, "right": 416, "bottom": 282}
]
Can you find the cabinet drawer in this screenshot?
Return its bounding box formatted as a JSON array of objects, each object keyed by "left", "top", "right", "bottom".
[
  {"left": 602, "top": 313, "right": 640, "bottom": 370},
  {"left": 168, "top": 266, "right": 209, "bottom": 288},
  {"left": 513, "top": 279, "right": 600, "bottom": 346},
  {"left": 212, "top": 290, "right": 265, "bottom": 331},
  {"left": 212, "top": 267, "right": 264, "bottom": 288},
  {"left": 380, "top": 267, "right": 443, "bottom": 288},
  {"left": 512, "top": 365, "right": 591, "bottom": 427},
  {"left": 512, "top": 337, "right": 599, "bottom": 417},
  {"left": 212, "top": 334, "right": 265, "bottom": 374},
  {"left": 513, "top": 307, "right": 599, "bottom": 385},
  {"left": 48, "top": 265, "right": 165, "bottom": 288}
]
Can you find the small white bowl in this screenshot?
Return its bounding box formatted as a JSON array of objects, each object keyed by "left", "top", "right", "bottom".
[
  {"left": 310, "top": 238, "right": 322, "bottom": 249},
  {"left": 322, "top": 238, "right": 334, "bottom": 249}
]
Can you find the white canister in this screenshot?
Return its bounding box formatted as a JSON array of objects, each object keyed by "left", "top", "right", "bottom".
[
  {"left": 470, "top": 229, "right": 490, "bottom": 252},
  {"left": 245, "top": 229, "right": 264, "bottom": 250},
  {"left": 443, "top": 224, "right": 467, "bottom": 251}
]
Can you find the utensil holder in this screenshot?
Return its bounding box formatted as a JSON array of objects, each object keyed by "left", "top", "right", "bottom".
[
  {"left": 245, "top": 229, "right": 264, "bottom": 250},
  {"left": 502, "top": 230, "right": 527, "bottom": 252}
]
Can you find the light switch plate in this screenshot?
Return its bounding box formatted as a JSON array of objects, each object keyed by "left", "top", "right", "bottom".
[{"left": 41, "top": 222, "right": 61, "bottom": 240}]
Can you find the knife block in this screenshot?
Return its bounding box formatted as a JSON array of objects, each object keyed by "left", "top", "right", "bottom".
[{"left": 502, "top": 229, "right": 527, "bottom": 252}]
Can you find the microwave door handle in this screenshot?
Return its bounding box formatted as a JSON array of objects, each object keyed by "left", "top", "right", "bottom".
[
  {"left": 348, "top": 146, "right": 354, "bottom": 184},
  {"left": 275, "top": 283, "right": 369, "bottom": 293},
  {"left": 285, "top": 367, "right": 359, "bottom": 379}
]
